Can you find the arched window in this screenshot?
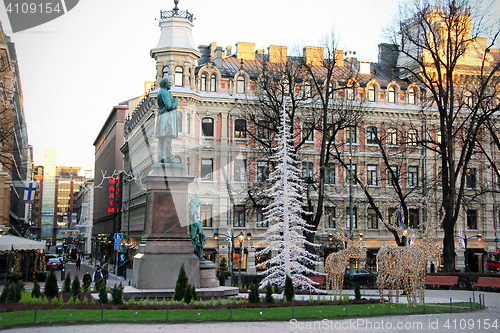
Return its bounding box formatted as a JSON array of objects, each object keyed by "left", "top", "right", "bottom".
[
  {"left": 175, "top": 66, "right": 183, "bottom": 87},
  {"left": 236, "top": 76, "right": 245, "bottom": 94},
  {"left": 202, "top": 117, "right": 214, "bottom": 137},
  {"left": 304, "top": 81, "right": 313, "bottom": 98},
  {"left": 368, "top": 86, "right": 375, "bottom": 102},
  {"left": 388, "top": 87, "right": 395, "bottom": 103},
  {"left": 282, "top": 79, "right": 290, "bottom": 96},
  {"left": 210, "top": 74, "right": 216, "bottom": 92},
  {"left": 408, "top": 88, "right": 415, "bottom": 104},
  {"left": 407, "top": 129, "right": 418, "bottom": 146},
  {"left": 347, "top": 86, "right": 355, "bottom": 100},
  {"left": 162, "top": 66, "right": 169, "bottom": 78},
  {"left": 201, "top": 74, "right": 207, "bottom": 91},
  {"left": 387, "top": 128, "right": 398, "bottom": 145}
]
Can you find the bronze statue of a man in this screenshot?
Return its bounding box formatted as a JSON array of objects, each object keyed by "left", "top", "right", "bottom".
[
  {"left": 156, "top": 77, "right": 178, "bottom": 164},
  {"left": 189, "top": 198, "right": 208, "bottom": 262}
]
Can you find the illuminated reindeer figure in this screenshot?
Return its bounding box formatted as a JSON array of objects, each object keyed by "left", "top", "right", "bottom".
[
  {"left": 377, "top": 208, "right": 441, "bottom": 307},
  {"left": 325, "top": 231, "right": 366, "bottom": 295}
]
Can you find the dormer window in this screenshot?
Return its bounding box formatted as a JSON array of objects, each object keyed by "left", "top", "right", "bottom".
[
  {"left": 237, "top": 76, "right": 245, "bottom": 94},
  {"left": 388, "top": 87, "right": 395, "bottom": 103},
  {"left": 210, "top": 74, "right": 216, "bottom": 92},
  {"left": 408, "top": 88, "right": 415, "bottom": 104},
  {"left": 201, "top": 74, "right": 207, "bottom": 91},
  {"left": 347, "top": 86, "right": 355, "bottom": 100},
  {"left": 175, "top": 66, "right": 183, "bottom": 87},
  {"left": 368, "top": 86, "right": 375, "bottom": 102}
]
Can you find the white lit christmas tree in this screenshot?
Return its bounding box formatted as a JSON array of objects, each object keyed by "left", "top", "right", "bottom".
[{"left": 255, "top": 104, "right": 322, "bottom": 292}]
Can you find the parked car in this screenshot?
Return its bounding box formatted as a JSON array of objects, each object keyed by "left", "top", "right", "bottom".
[
  {"left": 46, "top": 258, "right": 63, "bottom": 270},
  {"left": 344, "top": 268, "right": 377, "bottom": 288}
]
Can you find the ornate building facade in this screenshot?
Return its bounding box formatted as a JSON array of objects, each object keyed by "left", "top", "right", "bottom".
[{"left": 121, "top": 2, "right": 500, "bottom": 277}]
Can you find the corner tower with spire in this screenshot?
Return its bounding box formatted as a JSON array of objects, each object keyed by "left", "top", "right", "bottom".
[{"left": 151, "top": 0, "right": 201, "bottom": 90}]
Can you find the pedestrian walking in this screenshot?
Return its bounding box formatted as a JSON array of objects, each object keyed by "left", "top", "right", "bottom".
[
  {"left": 76, "top": 257, "right": 81, "bottom": 270},
  {"left": 93, "top": 268, "right": 102, "bottom": 287},
  {"left": 102, "top": 264, "right": 108, "bottom": 286},
  {"left": 82, "top": 270, "right": 92, "bottom": 291}
]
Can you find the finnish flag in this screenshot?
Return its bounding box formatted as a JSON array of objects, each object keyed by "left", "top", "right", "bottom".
[{"left": 23, "top": 181, "right": 37, "bottom": 204}]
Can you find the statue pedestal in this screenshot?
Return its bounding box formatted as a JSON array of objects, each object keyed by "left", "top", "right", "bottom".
[
  {"left": 133, "top": 167, "right": 199, "bottom": 289},
  {"left": 199, "top": 262, "right": 219, "bottom": 288}
]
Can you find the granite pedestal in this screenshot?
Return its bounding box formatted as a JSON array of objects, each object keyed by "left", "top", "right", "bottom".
[{"left": 133, "top": 166, "right": 200, "bottom": 289}]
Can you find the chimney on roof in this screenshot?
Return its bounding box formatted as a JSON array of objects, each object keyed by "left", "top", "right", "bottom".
[
  {"left": 226, "top": 46, "right": 232, "bottom": 56},
  {"left": 214, "top": 46, "right": 223, "bottom": 68},
  {"left": 345, "top": 50, "right": 358, "bottom": 64},
  {"left": 268, "top": 45, "right": 288, "bottom": 63},
  {"left": 236, "top": 42, "right": 256, "bottom": 61},
  {"left": 378, "top": 43, "right": 399, "bottom": 71},
  {"left": 303, "top": 46, "right": 324, "bottom": 66},
  {"left": 359, "top": 61, "right": 371, "bottom": 74},
  {"left": 335, "top": 49, "right": 344, "bottom": 67}
]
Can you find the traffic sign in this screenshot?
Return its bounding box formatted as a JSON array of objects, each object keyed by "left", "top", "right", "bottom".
[{"left": 114, "top": 233, "right": 122, "bottom": 251}]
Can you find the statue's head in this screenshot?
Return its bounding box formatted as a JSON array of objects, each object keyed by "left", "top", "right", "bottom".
[
  {"left": 160, "top": 77, "right": 172, "bottom": 89},
  {"left": 189, "top": 198, "right": 203, "bottom": 210}
]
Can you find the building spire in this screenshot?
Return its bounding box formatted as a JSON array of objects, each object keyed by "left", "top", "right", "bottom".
[{"left": 173, "top": 0, "right": 179, "bottom": 14}]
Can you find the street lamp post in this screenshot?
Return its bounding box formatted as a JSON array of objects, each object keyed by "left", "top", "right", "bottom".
[
  {"left": 214, "top": 230, "right": 252, "bottom": 288},
  {"left": 457, "top": 233, "right": 482, "bottom": 272}
]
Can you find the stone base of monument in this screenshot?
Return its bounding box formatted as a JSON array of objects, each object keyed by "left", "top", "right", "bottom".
[
  {"left": 133, "top": 252, "right": 200, "bottom": 289},
  {"left": 199, "top": 262, "right": 219, "bottom": 288}
]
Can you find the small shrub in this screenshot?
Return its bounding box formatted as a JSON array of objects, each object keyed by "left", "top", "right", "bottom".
[
  {"left": 284, "top": 275, "right": 294, "bottom": 302},
  {"left": 354, "top": 282, "right": 361, "bottom": 300},
  {"left": 31, "top": 280, "right": 41, "bottom": 299},
  {"left": 216, "top": 297, "right": 222, "bottom": 306},
  {"left": 71, "top": 275, "right": 81, "bottom": 300},
  {"left": 90, "top": 297, "right": 96, "bottom": 304},
  {"left": 169, "top": 298, "right": 175, "bottom": 305},
  {"left": 67, "top": 297, "right": 74, "bottom": 305},
  {"left": 138, "top": 297, "right": 144, "bottom": 306},
  {"left": 184, "top": 284, "right": 193, "bottom": 304},
  {"left": 98, "top": 285, "right": 108, "bottom": 304},
  {"left": 127, "top": 297, "right": 135, "bottom": 305},
  {"left": 82, "top": 296, "right": 89, "bottom": 305},
  {"left": 74, "top": 297, "right": 81, "bottom": 305},
  {"left": 144, "top": 297, "right": 150, "bottom": 306},
  {"left": 265, "top": 283, "right": 274, "bottom": 304},
  {"left": 153, "top": 296, "right": 158, "bottom": 305},
  {"left": 62, "top": 272, "right": 71, "bottom": 293},
  {"left": 174, "top": 265, "right": 189, "bottom": 301},
  {"left": 180, "top": 298, "right": 185, "bottom": 306},
  {"left": 161, "top": 297, "right": 167, "bottom": 305},
  {"left": 58, "top": 294, "right": 64, "bottom": 306},
  {"left": 51, "top": 296, "right": 59, "bottom": 305},
  {"left": 41, "top": 295, "right": 48, "bottom": 305},
  {"left": 44, "top": 267, "right": 59, "bottom": 299},
  {"left": 209, "top": 297, "right": 214, "bottom": 306},
  {"left": 19, "top": 290, "right": 34, "bottom": 305},
  {"left": 110, "top": 283, "right": 124, "bottom": 305},
  {"left": 248, "top": 284, "right": 259, "bottom": 303}
]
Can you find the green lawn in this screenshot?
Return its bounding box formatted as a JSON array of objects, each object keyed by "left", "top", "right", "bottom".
[{"left": 0, "top": 302, "right": 479, "bottom": 328}]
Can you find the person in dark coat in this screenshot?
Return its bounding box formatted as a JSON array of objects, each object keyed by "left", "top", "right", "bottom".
[
  {"left": 102, "top": 264, "right": 108, "bottom": 286},
  {"left": 82, "top": 270, "right": 92, "bottom": 290},
  {"left": 76, "top": 257, "right": 81, "bottom": 270}
]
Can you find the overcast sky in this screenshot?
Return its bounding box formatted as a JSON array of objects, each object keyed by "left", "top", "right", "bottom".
[{"left": 0, "top": 0, "right": 498, "bottom": 175}]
